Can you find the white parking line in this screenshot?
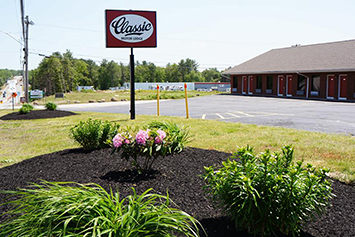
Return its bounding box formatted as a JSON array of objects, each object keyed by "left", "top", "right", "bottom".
[
  {"left": 216, "top": 113, "right": 225, "bottom": 119},
  {"left": 235, "top": 111, "right": 255, "bottom": 117},
  {"left": 226, "top": 112, "right": 241, "bottom": 118}
]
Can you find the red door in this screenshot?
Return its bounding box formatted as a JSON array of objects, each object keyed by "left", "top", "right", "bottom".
[
  {"left": 248, "top": 76, "right": 254, "bottom": 94},
  {"left": 287, "top": 75, "right": 292, "bottom": 96},
  {"left": 242, "top": 76, "right": 247, "bottom": 94},
  {"left": 278, "top": 76, "right": 284, "bottom": 95},
  {"left": 327, "top": 75, "right": 335, "bottom": 98},
  {"left": 339, "top": 75, "right": 347, "bottom": 98}
]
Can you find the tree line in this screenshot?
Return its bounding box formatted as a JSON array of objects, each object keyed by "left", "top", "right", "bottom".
[
  {"left": 0, "top": 69, "right": 22, "bottom": 86},
  {"left": 2, "top": 50, "right": 229, "bottom": 95}
]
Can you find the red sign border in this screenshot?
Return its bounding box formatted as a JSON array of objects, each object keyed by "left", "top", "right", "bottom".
[{"left": 105, "top": 9, "right": 157, "bottom": 48}]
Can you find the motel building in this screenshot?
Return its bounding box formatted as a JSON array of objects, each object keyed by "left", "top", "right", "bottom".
[{"left": 223, "top": 40, "right": 355, "bottom": 101}]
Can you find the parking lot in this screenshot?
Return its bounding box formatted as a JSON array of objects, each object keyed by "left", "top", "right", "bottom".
[{"left": 59, "top": 94, "right": 355, "bottom": 135}]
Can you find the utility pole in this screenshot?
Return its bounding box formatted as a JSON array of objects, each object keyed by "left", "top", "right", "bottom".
[
  {"left": 20, "top": 0, "right": 33, "bottom": 103},
  {"left": 24, "top": 15, "right": 33, "bottom": 103}
]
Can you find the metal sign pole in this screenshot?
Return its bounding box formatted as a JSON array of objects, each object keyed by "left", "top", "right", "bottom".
[{"left": 130, "top": 47, "right": 135, "bottom": 120}]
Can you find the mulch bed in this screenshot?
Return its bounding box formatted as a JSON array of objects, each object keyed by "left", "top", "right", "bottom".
[
  {"left": 0, "top": 110, "right": 77, "bottom": 120},
  {"left": 0, "top": 147, "right": 354, "bottom": 237}
]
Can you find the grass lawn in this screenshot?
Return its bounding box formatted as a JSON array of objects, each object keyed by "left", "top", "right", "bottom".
[
  {"left": 0, "top": 110, "right": 354, "bottom": 183},
  {"left": 33, "top": 90, "right": 221, "bottom": 105}
]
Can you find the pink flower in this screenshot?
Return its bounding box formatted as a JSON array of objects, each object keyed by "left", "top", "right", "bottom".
[
  {"left": 113, "top": 133, "right": 124, "bottom": 148},
  {"left": 155, "top": 129, "right": 166, "bottom": 144},
  {"left": 124, "top": 139, "right": 130, "bottom": 144},
  {"left": 136, "top": 130, "right": 149, "bottom": 145}
]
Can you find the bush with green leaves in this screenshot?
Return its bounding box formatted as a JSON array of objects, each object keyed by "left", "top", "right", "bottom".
[
  {"left": 45, "top": 101, "right": 57, "bottom": 110},
  {"left": 112, "top": 121, "right": 189, "bottom": 173},
  {"left": 0, "top": 181, "right": 201, "bottom": 237},
  {"left": 70, "top": 118, "right": 120, "bottom": 150},
  {"left": 19, "top": 103, "right": 33, "bottom": 114},
  {"left": 203, "top": 145, "right": 333, "bottom": 237},
  {"left": 147, "top": 121, "right": 190, "bottom": 153}
]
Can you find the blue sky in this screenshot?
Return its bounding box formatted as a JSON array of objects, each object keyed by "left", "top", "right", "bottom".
[{"left": 1, "top": 0, "right": 355, "bottom": 71}]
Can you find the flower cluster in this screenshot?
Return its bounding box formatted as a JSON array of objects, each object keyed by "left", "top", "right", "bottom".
[
  {"left": 113, "top": 129, "right": 167, "bottom": 148},
  {"left": 112, "top": 122, "right": 188, "bottom": 173},
  {"left": 155, "top": 130, "right": 166, "bottom": 144},
  {"left": 113, "top": 132, "right": 131, "bottom": 148}
]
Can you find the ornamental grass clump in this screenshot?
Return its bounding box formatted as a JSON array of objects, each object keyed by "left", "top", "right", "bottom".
[
  {"left": 70, "top": 118, "right": 120, "bottom": 150},
  {"left": 112, "top": 121, "right": 189, "bottom": 173},
  {"left": 203, "top": 145, "right": 333, "bottom": 237},
  {"left": 19, "top": 103, "right": 33, "bottom": 114},
  {"left": 0, "top": 181, "right": 201, "bottom": 237},
  {"left": 44, "top": 101, "right": 57, "bottom": 110}
]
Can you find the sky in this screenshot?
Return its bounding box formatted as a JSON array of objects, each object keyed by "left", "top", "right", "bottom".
[{"left": 1, "top": 0, "right": 355, "bottom": 72}]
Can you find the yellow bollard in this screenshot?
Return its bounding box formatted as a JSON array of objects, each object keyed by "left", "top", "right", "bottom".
[
  {"left": 184, "top": 83, "right": 189, "bottom": 119},
  {"left": 157, "top": 84, "right": 160, "bottom": 116}
]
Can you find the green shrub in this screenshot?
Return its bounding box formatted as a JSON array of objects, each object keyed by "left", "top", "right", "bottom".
[
  {"left": 203, "top": 145, "right": 333, "bottom": 237},
  {"left": 44, "top": 101, "right": 57, "bottom": 110},
  {"left": 147, "top": 121, "right": 190, "bottom": 153},
  {"left": 19, "top": 103, "right": 33, "bottom": 114},
  {"left": 0, "top": 181, "right": 202, "bottom": 237},
  {"left": 70, "top": 118, "right": 119, "bottom": 150},
  {"left": 112, "top": 122, "right": 190, "bottom": 173}
]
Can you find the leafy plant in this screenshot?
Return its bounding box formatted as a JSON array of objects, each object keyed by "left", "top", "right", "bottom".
[
  {"left": 147, "top": 121, "right": 190, "bottom": 153},
  {"left": 44, "top": 101, "right": 57, "bottom": 110},
  {"left": 19, "top": 103, "right": 34, "bottom": 114},
  {"left": 112, "top": 122, "right": 189, "bottom": 173},
  {"left": 203, "top": 145, "right": 333, "bottom": 237},
  {"left": 0, "top": 181, "right": 201, "bottom": 237},
  {"left": 70, "top": 118, "right": 119, "bottom": 150}
]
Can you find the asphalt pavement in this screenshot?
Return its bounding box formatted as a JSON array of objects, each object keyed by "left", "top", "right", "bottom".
[{"left": 57, "top": 94, "right": 355, "bottom": 135}]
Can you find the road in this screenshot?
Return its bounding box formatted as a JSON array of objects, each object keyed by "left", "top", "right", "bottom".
[
  {"left": 58, "top": 94, "right": 355, "bottom": 135},
  {"left": 0, "top": 76, "right": 24, "bottom": 109}
]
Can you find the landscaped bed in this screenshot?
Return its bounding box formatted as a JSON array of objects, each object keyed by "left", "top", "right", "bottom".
[
  {"left": 0, "top": 147, "right": 354, "bottom": 237},
  {"left": 0, "top": 109, "right": 76, "bottom": 120}
]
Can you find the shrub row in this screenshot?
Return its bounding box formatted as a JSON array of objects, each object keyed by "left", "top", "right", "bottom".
[{"left": 19, "top": 101, "right": 57, "bottom": 114}]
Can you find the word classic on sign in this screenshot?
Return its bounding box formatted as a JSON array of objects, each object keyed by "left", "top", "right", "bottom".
[{"left": 110, "top": 15, "right": 153, "bottom": 43}]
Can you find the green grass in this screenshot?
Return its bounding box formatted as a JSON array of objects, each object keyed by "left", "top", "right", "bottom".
[
  {"left": 0, "top": 110, "right": 354, "bottom": 182},
  {"left": 34, "top": 90, "right": 221, "bottom": 105}
]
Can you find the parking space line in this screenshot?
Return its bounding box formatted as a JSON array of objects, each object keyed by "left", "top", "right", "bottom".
[
  {"left": 236, "top": 111, "right": 255, "bottom": 117},
  {"left": 216, "top": 113, "right": 225, "bottom": 119},
  {"left": 226, "top": 112, "right": 241, "bottom": 117}
]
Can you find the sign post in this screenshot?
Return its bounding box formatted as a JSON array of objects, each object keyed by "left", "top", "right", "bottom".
[
  {"left": 130, "top": 47, "right": 135, "bottom": 119},
  {"left": 184, "top": 83, "right": 189, "bottom": 119},
  {"left": 157, "top": 84, "right": 160, "bottom": 116},
  {"left": 105, "top": 9, "right": 157, "bottom": 120},
  {"left": 12, "top": 92, "right": 17, "bottom": 111}
]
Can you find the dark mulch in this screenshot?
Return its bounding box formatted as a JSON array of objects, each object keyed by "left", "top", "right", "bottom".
[
  {"left": 0, "top": 147, "right": 354, "bottom": 237},
  {"left": 0, "top": 110, "right": 77, "bottom": 120}
]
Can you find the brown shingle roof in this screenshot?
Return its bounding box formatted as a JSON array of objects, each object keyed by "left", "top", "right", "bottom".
[{"left": 222, "top": 39, "right": 355, "bottom": 75}]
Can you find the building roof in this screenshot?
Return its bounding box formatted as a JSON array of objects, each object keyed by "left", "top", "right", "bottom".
[{"left": 223, "top": 39, "right": 355, "bottom": 75}]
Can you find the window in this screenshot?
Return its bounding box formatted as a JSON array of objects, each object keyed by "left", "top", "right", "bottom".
[
  {"left": 232, "top": 76, "right": 238, "bottom": 88},
  {"left": 232, "top": 76, "right": 238, "bottom": 92},
  {"left": 297, "top": 75, "right": 306, "bottom": 91},
  {"left": 311, "top": 75, "right": 320, "bottom": 91},
  {"left": 267, "top": 76, "right": 273, "bottom": 90},
  {"left": 256, "top": 76, "right": 262, "bottom": 89}
]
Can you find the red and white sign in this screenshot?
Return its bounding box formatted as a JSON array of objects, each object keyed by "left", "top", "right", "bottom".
[{"left": 105, "top": 10, "right": 157, "bottom": 48}]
